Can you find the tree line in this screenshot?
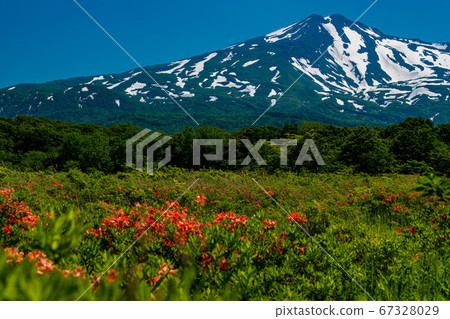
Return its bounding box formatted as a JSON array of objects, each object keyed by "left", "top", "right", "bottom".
[{"left": 0, "top": 116, "right": 448, "bottom": 175}]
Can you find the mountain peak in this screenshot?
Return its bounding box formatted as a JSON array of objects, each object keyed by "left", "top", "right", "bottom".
[
  {"left": 1, "top": 13, "right": 449, "bottom": 128},
  {"left": 304, "top": 13, "right": 352, "bottom": 24},
  {"left": 305, "top": 13, "right": 324, "bottom": 20},
  {"left": 327, "top": 13, "right": 350, "bottom": 21}
]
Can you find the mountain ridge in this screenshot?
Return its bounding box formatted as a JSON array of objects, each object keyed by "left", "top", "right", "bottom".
[{"left": 1, "top": 13, "right": 449, "bottom": 132}]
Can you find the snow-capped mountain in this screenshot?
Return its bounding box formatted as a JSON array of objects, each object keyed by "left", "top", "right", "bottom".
[
  {"left": 1, "top": 14, "right": 449, "bottom": 131},
  {"left": 276, "top": 14, "right": 450, "bottom": 107}
]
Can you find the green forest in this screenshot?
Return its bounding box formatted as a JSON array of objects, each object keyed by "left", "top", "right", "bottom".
[{"left": 0, "top": 115, "right": 449, "bottom": 176}]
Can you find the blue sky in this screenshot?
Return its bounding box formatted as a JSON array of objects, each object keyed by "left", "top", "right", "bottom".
[{"left": 1, "top": 0, "right": 449, "bottom": 88}]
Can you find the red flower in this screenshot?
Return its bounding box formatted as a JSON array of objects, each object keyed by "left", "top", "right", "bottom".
[
  {"left": 298, "top": 246, "right": 306, "bottom": 255},
  {"left": 4, "top": 247, "right": 24, "bottom": 263},
  {"left": 201, "top": 254, "right": 212, "bottom": 270},
  {"left": 73, "top": 267, "right": 86, "bottom": 279},
  {"left": 107, "top": 269, "right": 119, "bottom": 282},
  {"left": 151, "top": 263, "right": 178, "bottom": 285},
  {"left": 218, "top": 256, "right": 229, "bottom": 272},
  {"left": 407, "top": 225, "right": 417, "bottom": 234},
  {"left": 396, "top": 227, "right": 403, "bottom": 233},
  {"left": 213, "top": 212, "right": 248, "bottom": 231},
  {"left": 35, "top": 257, "right": 56, "bottom": 275},
  {"left": 289, "top": 212, "right": 307, "bottom": 225},
  {"left": 2, "top": 225, "right": 11, "bottom": 235},
  {"left": 262, "top": 219, "right": 276, "bottom": 231},
  {"left": 194, "top": 194, "right": 207, "bottom": 206}
]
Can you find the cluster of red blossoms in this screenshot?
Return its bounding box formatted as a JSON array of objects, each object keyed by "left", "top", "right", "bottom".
[
  {"left": 201, "top": 250, "right": 241, "bottom": 272},
  {"left": 88, "top": 199, "right": 255, "bottom": 250},
  {"left": 288, "top": 212, "right": 308, "bottom": 225},
  {"left": 3, "top": 247, "right": 85, "bottom": 278},
  {"left": 218, "top": 256, "right": 229, "bottom": 272},
  {"left": 262, "top": 219, "right": 276, "bottom": 231},
  {"left": 212, "top": 212, "right": 248, "bottom": 231},
  {"left": 150, "top": 262, "right": 178, "bottom": 285},
  {"left": 88, "top": 201, "right": 204, "bottom": 246},
  {"left": 396, "top": 225, "right": 417, "bottom": 234},
  {"left": 194, "top": 194, "right": 207, "bottom": 207},
  {"left": 432, "top": 212, "right": 447, "bottom": 224},
  {"left": 1, "top": 188, "right": 39, "bottom": 236}
]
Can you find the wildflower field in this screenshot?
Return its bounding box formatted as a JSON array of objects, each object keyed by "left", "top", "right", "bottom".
[{"left": 0, "top": 166, "right": 448, "bottom": 301}]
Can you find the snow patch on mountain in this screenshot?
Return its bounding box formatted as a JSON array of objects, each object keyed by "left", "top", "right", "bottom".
[
  {"left": 271, "top": 70, "right": 280, "bottom": 84},
  {"left": 180, "top": 91, "right": 195, "bottom": 98},
  {"left": 408, "top": 87, "right": 441, "bottom": 101},
  {"left": 243, "top": 60, "right": 259, "bottom": 67},
  {"left": 349, "top": 101, "right": 364, "bottom": 110},
  {"left": 354, "top": 24, "right": 380, "bottom": 39},
  {"left": 210, "top": 75, "right": 228, "bottom": 89},
  {"left": 176, "top": 77, "right": 187, "bottom": 89},
  {"left": 291, "top": 57, "right": 331, "bottom": 92},
  {"left": 430, "top": 112, "right": 440, "bottom": 121},
  {"left": 125, "top": 82, "right": 147, "bottom": 96},
  {"left": 264, "top": 22, "right": 305, "bottom": 43},
  {"left": 86, "top": 76, "right": 104, "bottom": 85},
  {"left": 375, "top": 40, "right": 435, "bottom": 82},
  {"left": 221, "top": 52, "right": 235, "bottom": 63},
  {"left": 240, "top": 84, "right": 260, "bottom": 97},
  {"left": 323, "top": 22, "right": 369, "bottom": 89},
  {"left": 188, "top": 53, "right": 217, "bottom": 77},
  {"left": 223, "top": 81, "right": 242, "bottom": 89},
  {"left": 157, "top": 59, "right": 190, "bottom": 75},
  {"left": 107, "top": 76, "right": 133, "bottom": 90}
]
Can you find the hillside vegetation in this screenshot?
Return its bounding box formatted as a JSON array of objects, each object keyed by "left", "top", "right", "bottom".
[{"left": 0, "top": 116, "right": 449, "bottom": 176}]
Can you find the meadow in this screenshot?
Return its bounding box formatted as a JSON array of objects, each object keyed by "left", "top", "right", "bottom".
[
  {"left": 0, "top": 168, "right": 450, "bottom": 300},
  {"left": 0, "top": 166, "right": 448, "bottom": 301}
]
